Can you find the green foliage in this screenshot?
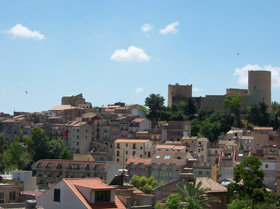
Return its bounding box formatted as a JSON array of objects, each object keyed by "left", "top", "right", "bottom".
[
  {"left": 47, "top": 138, "right": 66, "bottom": 159},
  {"left": 145, "top": 94, "right": 165, "bottom": 127},
  {"left": 224, "top": 95, "right": 243, "bottom": 127},
  {"left": 129, "top": 175, "right": 157, "bottom": 194},
  {"left": 185, "top": 196, "right": 203, "bottom": 209},
  {"left": 154, "top": 204, "right": 164, "bottom": 209},
  {"left": 29, "top": 127, "right": 50, "bottom": 161},
  {"left": 247, "top": 102, "right": 270, "bottom": 127},
  {"left": 227, "top": 199, "right": 251, "bottom": 209},
  {"left": 3, "top": 137, "right": 32, "bottom": 171},
  {"left": 175, "top": 178, "right": 220, "bottom": 208},
  {"left": 59, "top": 147, "right": 73, "bottom": 159},
  {"left": 191, "top": 108, "right": 234, "bottom": 143},
  {"left": 228, "top": 156, "right": 267, "bottom": 206},
  {"left": 165, "top": 193, "right": 183, "bottom": 209},
  {"left": 0, "top": 134, "right": 5, "bottom": 172}
]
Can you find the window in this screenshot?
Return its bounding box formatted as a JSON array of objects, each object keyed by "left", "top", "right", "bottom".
[
  {"left": 9, "top": 192, "right": 16, "bottom": 200},
  {"left": 164, "top": 155, "right": 171, "bottom": 159},
  {"left": 77, "top": 142, "right": 79, "bottom": 145},
  {"left": 266, "top": 164, "right": 268, "bottom": 169},
  {"left": 95, "top": 191, "right": 110, "bottom": 202},
  {"left": 198, "top": 171, "right": 202, "bottom": 176},
  {"left": 126, "top": 151, "right": 128, "bottom": 155},
  {"left": 156, "top": 155, "right": 160, "bottom": 159},
  {"left": 140, "top": 146, "right": 142, "bottom": 150},
  {"left": 0, "top": 192, "right": 4, "bottom": 203},
  {"left": 54, "top": 189, "right": 60, "bottom": 202},
  {"left": 117, "top": 151, "right": 120, "bottom": 156},
  {"left": 77, "top": 129, "right": 79, "bottom": 132},
  {"left": 117, "top": 143, "right": 120, "bottom": 149},
  {"left": 126, "top": 143, "right": 128, "bottom": 147},
  {"left": 133, "top": 151, "right": 136, "bottom": 155},
  {"left": 148, "top": 151, "right": 151, "bottom": 157},
  {"left": 133, "top": 144, "right": 136, "bottom": 149}
]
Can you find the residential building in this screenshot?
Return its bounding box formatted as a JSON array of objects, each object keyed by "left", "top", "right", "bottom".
[
  {"left": 162, "top": 121, "right": 191, "bottom": 141},
  {"left": 126, "top": 155, "right": 152, "bottom": 179},
  {"left": 150, "top": 151, "right": 194, "bottom": 183},
  {"left": 37, "top": 178, "right": 126, "bottom": 209},
  {"left": 0, "top": 183, "right": 21, "bottom": 204},
  {"left": 154, "top": 144, "right": 187, "bottom": 153},
  {"left": 114, "top": 139, "right": 153, "bottom": 168},
  {"left": 11, "top": 170, "right": 37, "bottom": 191},
  {"left": 32, "top": 159, "right": 120, "bottom": 189},
  {"left": 128, "top": 118, "right": 151, "bottom": 138},
  {"left": 65, "top": 121, "right": 93, "bottom": 154}
]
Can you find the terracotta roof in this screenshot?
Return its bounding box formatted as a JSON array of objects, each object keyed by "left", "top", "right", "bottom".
[
  {"left": 32, "top": 159, "right": 107, "bottom": 167},
  {"left": 126, "top": 155, "right": 152, "bottom": 165},
  {"left": 151, "top": 151, "right": 191, "bottom": 165},
  {"left": 49, "top": 105, "right": 72, "bottom": 111},
  {"left": 66, "top": 121, "right": 88, "bottom": 127},
  {"left": 63, "top": 178, "right": 126, "bottom": 209},
  {"left": 253, "top": 127, "right": 273, "bottom": 131},
  {"left": 196, "top": 177, "right": 227, "bottom": 193},
  {"left": 197, "top": 138, "right": 209, "bottom": 142},
  {"left": 155, "top": 145, "right": 186, "bottom": 150},
  {"left": 114, "top": 139, "right": 150, "bottom": 143},
  {"left": 130, "top": 118, "right": 147, "bottom": 123}
]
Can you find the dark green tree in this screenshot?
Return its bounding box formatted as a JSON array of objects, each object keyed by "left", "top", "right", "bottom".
[
  {"left": 271, "top": 101, "right": 280, "bottom": 130},
  {"left": 247, "top": 102, "right": 270, "bottom": 127},
  {"left": 0, "top": 134, "right": 4, "bottom": 172},
  {"left": 129, "top": 175, "right": 157, "bottom": 194},
  {"left": 25, "top": 127, "right": 50, "bottom": 162},
  {"left": 59, "top": 147, "right": 73, "bottom": 159},
  {"left": 224, "top": 95, "right": 243, "bottom": 127},
  {"left": 145, "top": 94, "right": 165, "bottom": 127},
  {"left": 200, "top": 118, "right": 221, "bottom": 143},
  {"left": 47, "top": 138, "right": 66, "bottom": 159},
  {"left": 3, "top": 137, "right": 32, "bottom": 171},
  {"left": 228, "top": 156, "right": 267, "bottom": 208}
]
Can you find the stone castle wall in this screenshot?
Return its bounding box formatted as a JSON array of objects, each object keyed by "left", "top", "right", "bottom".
[
  {"left": 62, "top": 93, "right": 85, "bottom": 106},
  {"left": 168, "top": 70, "right": 271, "bottom": 112}
]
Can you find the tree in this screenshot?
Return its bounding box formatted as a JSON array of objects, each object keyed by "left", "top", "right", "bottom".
[
  {"left": 227, "top": 199, "right": 251, "bottom": 209},
  {"left": 47, "top": 138, "right": 66, "bottom": 159},
  {"left": 165, "top": 193, "right": 183, "bottom": 209},
  {"left": 224, "top": 95, "right": 243, "bottom": 127},
  {"left": 175, "top": 178, "right": 219, "bottom": 208},
  {"left": 228, "top": 156, "right": 267, "bottom": 208},
  {"left": 129, "top": 175, "right": 157, "bottom": 194},
  {"left": 0, "top": 134, "right": 4, "bottom": 172},
  {"left": 3, "top": 137, "right": 32, "bottom": 171},
  {"left": 145, "top": 94, "right": 165, "bottom": 127},
  {"left": 247, "top": 102, "right": 270, "bottom": 127},
  {"left": 271, "top": 101, "right": 280, "bottom": 130},
  {"left": 200, "top": 118, "right": 221, "bottom": 143},
  {"left": 27, "top": 127, "right": 50, "bottom": 162},
  {"left": 59, "top": 147, "right": 73, "bottom": 159}
]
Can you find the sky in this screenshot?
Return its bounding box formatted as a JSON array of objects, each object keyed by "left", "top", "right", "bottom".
[{"left": 1, "top": 0, "right": 280, "bottom": 114}]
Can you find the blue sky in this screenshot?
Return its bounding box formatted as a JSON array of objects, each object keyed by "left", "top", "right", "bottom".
[{"left": 1, "top": 1, "right": 280, "bottom": 114}]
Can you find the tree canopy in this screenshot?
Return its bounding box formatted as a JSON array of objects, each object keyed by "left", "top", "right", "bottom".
[
  {"left": 145, "top": 94, "right": 165, "bottom": 127},
  {"left": 129, "top": 175, "right": 157, "bottom": 194},
  {"left": 228, "top": 156, "right": 267, "bottom": 207},
  {"left": 224, "top": 95, "right": 243, "bottom": 127}
]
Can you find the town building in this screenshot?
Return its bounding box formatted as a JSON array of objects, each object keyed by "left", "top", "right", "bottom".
[
  {"left": 32, "top": 159, "right": 120, "bottom": 189},
  {"left": 114, "top": 139, "right": 153, "bottom": 168},
  {"left": 37, "top": 178, "right": 126, "bottom": 209}
]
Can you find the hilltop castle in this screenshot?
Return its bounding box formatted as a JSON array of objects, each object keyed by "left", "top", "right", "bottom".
[{"left": 168, "top": 70, "right": 271, "bottom": 112}]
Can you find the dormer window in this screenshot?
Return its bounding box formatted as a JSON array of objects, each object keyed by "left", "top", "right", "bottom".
[{"left": 95, "top": 190, "right": 111, "bottom": 202}]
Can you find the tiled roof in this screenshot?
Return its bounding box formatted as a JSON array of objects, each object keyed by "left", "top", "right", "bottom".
[
  {"left": 197, "top": 138, "right": 209, "bottom": 142},
  {"left": 253, "top": 127, "right": 273, "bottom": 131},
  {"left": 196, "top": 177, "right": 227, "bottom": 193},
  {"left": 64, "top": 178, "right": 126, "bottom": 209},
  {"left": 130, "top": 118, "right": 147, "bottom": 123},
  {"left": 32, "top": 159, "right": 107, "bottom": 168},
  {"left": 151, "top": 151, "right": 190, "bottom": 165},
  {"left": 66, "top": 121, "right": 88, "bottom": 127},
  {"left": 155, "top": 145, "right": 186, "bottom": 150},
  {"left": 49, "top": 105, "right": 72, "bottom": 111},
  {"left": 114, "top": 139, "right": 150, "bottom": 143},
  {"left": 126, "top": 155, "right": 152, "bottom": 165}
]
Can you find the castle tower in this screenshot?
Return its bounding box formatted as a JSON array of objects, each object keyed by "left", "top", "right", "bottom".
[
  {"left": 168, "top": 83, "right": 192, "bottom": 107},
  {"left": 248, "top": 70, "right": 271, "bottom": 109}
]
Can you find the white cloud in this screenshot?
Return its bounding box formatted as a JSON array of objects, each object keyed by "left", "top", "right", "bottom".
[
  {"left": 141, "top": 24, "right": 153, "bottom": 32},
  {"left": 234, "top": 64, "right": 280, "bottom": 88},
  {"left": 7, "top": 24, "right": 45, "bottom": 40},
  {"left": 110, "top": 46, "right": 151, "bottom": 62},
  {"left": 160, "top": 21, "right": 179, "bottom": 34},
  {"left": 135, "top": 87, "right": 144, "bottom": 93}
]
